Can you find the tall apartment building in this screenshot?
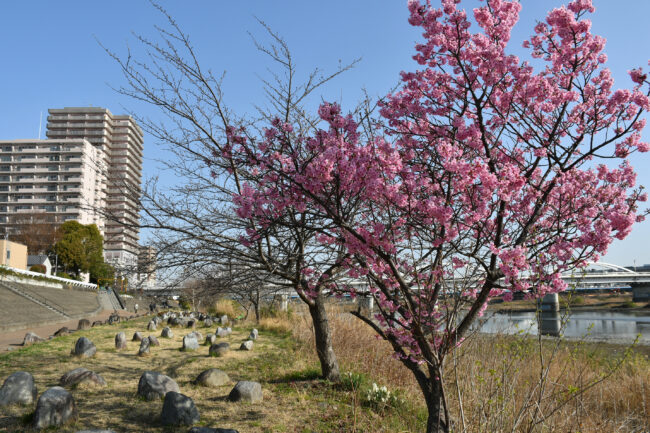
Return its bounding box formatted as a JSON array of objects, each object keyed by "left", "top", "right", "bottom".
[
  {"left": 0, "top": 139, "right": 106, "bottom": 230},
  {"left": 46, "top": 107, "right": 144, "bottom": 271}
]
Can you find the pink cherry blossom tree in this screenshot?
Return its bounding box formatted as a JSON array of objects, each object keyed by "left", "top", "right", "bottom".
[{"left": 232, "top": 1, "right": 649, "bottom": 431}]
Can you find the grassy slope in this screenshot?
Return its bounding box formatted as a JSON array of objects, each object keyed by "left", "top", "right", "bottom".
[{"left": 0, "top": 315, "right": 424, "bottom": 433}]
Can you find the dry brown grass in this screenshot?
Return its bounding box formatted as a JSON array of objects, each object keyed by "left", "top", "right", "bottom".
[
  {"left": 210, "top": 299, "right": 241, "bottom": 318},
  {"left": 290, "top": 303, "right": 650, "bottom": 432}
]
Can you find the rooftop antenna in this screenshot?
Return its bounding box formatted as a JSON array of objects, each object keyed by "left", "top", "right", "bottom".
[{"left": 38, "top": 111, "right": 43, "bottom": 139}]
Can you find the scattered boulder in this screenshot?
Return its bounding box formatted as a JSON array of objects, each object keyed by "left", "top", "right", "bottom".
[
  {"left": 194, "top": 369, "right": 230, "bottom": 387},
  {"left": 132, "top": 331, "right": 144, "bottom": 342},
  {"left": 0, "top": 371, "right": 37, "bottom": 406},
  {"left": 216, "top": 327, "right": 228, "bottom": 338},
  {"left": 209, "top": 343, "right": 230, "bottom": 357},
  {"left": 137, "top": 371, "right": 180, "bottom": 401},
  {"left": 219, "top": 315, "right": 229, "bottom": 326},
  {"left": 182, "top": 334, "right": 199, "bottom": 351},
  {"left": 188, "top": 428, "right": 239, "bottom": 433},
  {"left": 239, "top": 340, "right": 254, "bottom": 351},
  {"left": 53, "top": 327, "right": 71, "bottom": 337},
  {"left": 72, "top": 337, "right": 96, "bottom": 357},
  {"left": 249, "top": 329, "right": 258, "bottom": 341},
  {"left": 161, "top": 327, "right": 174, "bottom": 338},
  {"left": 60, "top": 368, "right": 106, "bottom": 388},
  {"left": 77, "top": 319, "right": 91, "bottom": 330},
  {"left": 204, "top": 334, "right": 217, "bottom": 346},
  {"left": 187, "top": 319, "right": 196, "bottom": 329},
  {"left": 138, "top": 337, "right": 151, "bottom": 356},
  {"left": 228, "top": 381, "right": 262, "bottom": 403},
  {"left": 189, "top": 331, "right": 203, "bottom": 341},
  {"left": 115, "top": 332, "right": 127, "bottom": 350},
  {"left": 148, "top": 335, "right": 160, "bottom": 347},
  {"left": 148, "top": 320, "right": 157, "bottom": 331},
  {"left": 33, "top": 386, "right": 77, "bottom": 429},
  {"left": 161, "top": 391, "right": 200, "bottom": 426},
  {"left": 92, "top": 320, "right": 103, "bottom": 327},
  {"left": 107, "top": 312, "right": 120, "bottom": 325},
  {"left": 23, "top": 332, "right": 44, "bottom": 346},
  {"left": 204, "top": 318, "right": 213, "bottom": 327}
]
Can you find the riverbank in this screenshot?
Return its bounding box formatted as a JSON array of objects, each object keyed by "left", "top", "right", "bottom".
[{"left": 489, "top": 290, "right": 649, "bottom": 312}]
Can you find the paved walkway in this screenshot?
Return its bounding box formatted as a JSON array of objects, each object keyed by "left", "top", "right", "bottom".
[{"left": 0, "top": 309, "right": 138, "bottom": 352}]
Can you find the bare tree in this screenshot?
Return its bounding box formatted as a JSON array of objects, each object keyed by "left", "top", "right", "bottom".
[{"left": 101, "top": 4, "right": 361, "bottom": 381}]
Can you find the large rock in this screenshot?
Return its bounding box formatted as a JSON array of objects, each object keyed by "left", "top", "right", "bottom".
[
  {"left": 23, "top": 332, "right": 44, "bottom": 346},
  {"left": 194, "top": 369, "right": 230, "bottom": 387},
  {"left": 137, "top": 371, "right": 180, "bottom": 401},
  {"left": 161, "top": 327, "right": 174, "bottom": 338},
  {"left": 132, "top": 331, "right": 144, "bottom": 342},
  {"left": 0, "top": 371, "right": 37, "bottom": 406},
  {"left": 115, "top": 332, "right": 127, "bottom": 350},
  {"left": 148, "top": 335, "right": 160, "bottom": 347},
  {"left": 148, "top": 320, "right": 157, "bottom": 331},
  {"left": 189, "top": 331, "right": 203, "bottom": 341},
  {"left": 204, "top": 318, "right": 213, "bottom": 328},
  {"left": 77, "top": 319, "right": 91, "bottom": 330},
  {"left": 60, "top": 368, "right": 106, "bottom": 388},
  {"left": 72, "top": 337, "right": 96, "bottom": 357},
  {"left": 239, "top": 340, "right": 254, "bottom": 351},
  {"left": 228, "top": 381, "right": 262, "bottom": 403},
  {"left": 216, "top": 327, "right": 228, "bottom": 338},
  {"left": 33, "top": 386, "right": 77, "bottom": 429},
  {"left": 204, "top": 334, "right": 217, "bottom": 346},
  {"left": 53, "top": 327, "right": 71, "bottom": 337},
  {"left": 188, "top": 428, "right": 239, "bottom": 433},
  {"left": 187, "top": 319, "right": 197, "bottom": 329},
  {"left": 209, "top": 343, "right": 230, "bottom": 357},
  {"left": 161, "top": 391, "right": 200, "bottom": 426},
  {"left": 138, "top": 337, "right": 150, "bottom": 356},
  {"left": 219, "top": 315, "right": 229, "bottom": 326},
  {"left": 182, "top": 334, "right": 199, "bottom": 351},
  {"left": 248, "top": 329, "right": 258, "bottom": 341}
]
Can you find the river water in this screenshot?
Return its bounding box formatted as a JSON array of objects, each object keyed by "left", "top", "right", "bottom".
[{"left": 476, "top": 310, "right": 650, "bottom": 344}]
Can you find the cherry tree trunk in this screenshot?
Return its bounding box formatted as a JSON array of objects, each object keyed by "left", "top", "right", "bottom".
[
  {"left": 308, "top": 295, "right": 340, "bottom": 382},
  {"left": 425, "top": 377, "right": 449, "bottom": 433}
]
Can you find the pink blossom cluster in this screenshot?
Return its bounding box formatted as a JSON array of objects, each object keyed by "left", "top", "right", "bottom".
[{"left": 229, "top": 0, "right": 649, "bottom": 363}]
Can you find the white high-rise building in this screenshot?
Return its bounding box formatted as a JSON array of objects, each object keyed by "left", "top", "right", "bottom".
[
  {"left": 0, "top": 138, "right": 106, "bottom": 230},
  {"left": 45, "top": 107, "right": 144, "bottom": 272}
]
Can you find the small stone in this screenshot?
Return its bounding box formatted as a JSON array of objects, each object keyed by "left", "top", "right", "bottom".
[
  {"left": 148, "top": 320, "right": 157, "bottom": 331},
  {"left": 161, "top": 327, "right": 174, "bottom": 338},
  {"left": 239, "top": 340, "right": 253, "bottom": 351},
  {"left": 209, "top": 343, "right": 230, "bottom": 357},
  {"left": 33, "top": 386, "right": 77, "bottom": 429},
  {"left": 249, "top": 329, "right": 258, "bottom": 340},
  {"left": 194, "top": 369, "right": 230, "bottom": 387},
  {"left": 228, "top": 381, "right": 262, "bottom": 403},
  {"left": 115, "top": 332, "right": 127, "bottom": 350},
  {"left": 138, "top": 337, "right": 151, "bottom": 356},
  {"left": 132, "top": 331, "right": 144, "bottom": 342},
  {"left": 77, "top": 319, "right": 91, "bottom": 330},
  {"left": 204, "top": 318, "right": 213, "bottom": 327},
  {"left": 0, "top": 371, "right": 37, "bottom": 406},
  {"left": 91, "top": 320, "right": 103, "bottom": 327},
  {"left": 216, "top": 327, "right": 228, "bottom": 338},
  {"left": 53, "top": 327, "right": 70, "bottom": 337},
  {"left": 72, "top": 337, "right": 96, "bottom": 357},
  {"left": 137, "top": 371, "right": 180, "bottom": 401},
  {"left": 23, "top": 332, "right": 44, "bottom": 346},
  {"left": 148, "top": 335, "right": 160, "bottom": 347},
  {"left": 219, "top": 315, "right": 229, "bottom": 326},
  {"left": 60, "top": 368, "right": 106, "bottom": 388},
  {"left": 161, "top": 391, "right": 200, "bottom": 426}
]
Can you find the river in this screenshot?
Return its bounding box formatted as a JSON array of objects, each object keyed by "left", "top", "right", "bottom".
[{"left": 476, "top": 310, "right": 650, "bottom": 344}]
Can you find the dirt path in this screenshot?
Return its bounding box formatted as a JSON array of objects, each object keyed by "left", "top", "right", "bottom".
[{"left": 0, "top": 309, "right": 140, "bottom": 352}]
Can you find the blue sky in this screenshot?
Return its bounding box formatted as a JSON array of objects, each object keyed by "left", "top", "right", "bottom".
[{"left": 1, "top": 1, "right": 648, "bottom": 266}]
